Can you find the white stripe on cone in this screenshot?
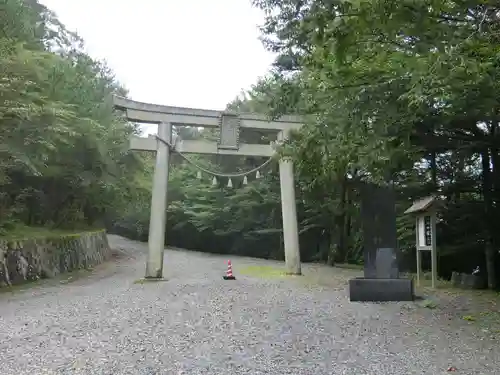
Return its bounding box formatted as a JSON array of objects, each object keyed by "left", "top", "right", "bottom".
[{"left": 226, "top": 260, "right": 233, "bottom": 277}]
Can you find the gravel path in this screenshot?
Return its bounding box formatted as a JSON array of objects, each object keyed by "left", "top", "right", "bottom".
[{"left": 0, "top": 235, "right": 498, "bottom": 374}]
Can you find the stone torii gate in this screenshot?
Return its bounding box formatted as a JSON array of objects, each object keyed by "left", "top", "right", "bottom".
[{"left": 113, "top": 96, "right": 303, "bottom": 279}]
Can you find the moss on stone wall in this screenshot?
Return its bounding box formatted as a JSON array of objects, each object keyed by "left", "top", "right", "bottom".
[{"left": 0, "top": 230, "right": 111, "bottom": 287}]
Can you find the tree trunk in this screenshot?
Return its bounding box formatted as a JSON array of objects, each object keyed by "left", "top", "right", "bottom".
[
  {"left": 489, "top": 123, "right": 500, "bottom": 288},
  {"left": 455, "top": 151, "right": 465, "bottom": 203},
  {"left": 326, "top": 231, "right": 335, "bottom": 266},
  {"left": 335, "top": 175, "right": 348, "bottom": 263},
  {"left": 481, "top": 147, "right": 496, "bottom": 289},
  {"left": 430, "top": 150, "right": 438, "bottom": 190},
  {"left": 344, "top": 187, "right": 353, "bottom": 263}
]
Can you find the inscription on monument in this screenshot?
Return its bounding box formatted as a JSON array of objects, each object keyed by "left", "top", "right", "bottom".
[
  {"left": 218, "top": 113, "right": 240, "bottom": 150},
  {"left": 360, "top": 183, "right": 399, "bottom": 279}
]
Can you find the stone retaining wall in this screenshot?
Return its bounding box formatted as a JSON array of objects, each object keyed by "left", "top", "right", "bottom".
[{"left": 0, "top": 230, "right": 111, "bottom": 287}]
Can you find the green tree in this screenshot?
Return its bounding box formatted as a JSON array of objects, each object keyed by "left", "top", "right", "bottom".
[{"left": 0, "top": 0, "right": 142, "bottom": 233}]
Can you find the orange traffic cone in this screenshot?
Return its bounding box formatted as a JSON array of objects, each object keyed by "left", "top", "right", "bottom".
[{"left": 223, "top": 259, "right": 236, "bottom": 280}]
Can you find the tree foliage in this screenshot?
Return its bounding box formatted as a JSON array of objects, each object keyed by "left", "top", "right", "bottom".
[
  {"left": 249, "top": 0, "right": 500, "bottom": 287},
  {"left": 0, "top": 0, "right": 142, "bottom": 231}
]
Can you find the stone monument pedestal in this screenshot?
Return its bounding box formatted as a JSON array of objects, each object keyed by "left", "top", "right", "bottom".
[{"left": 349, "top": 277, "right": 414, "bottom": 302}]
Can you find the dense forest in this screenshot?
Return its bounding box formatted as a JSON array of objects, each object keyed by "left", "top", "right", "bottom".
[{"left": 2, "top": 0, "right": 500, "bottom": 288}]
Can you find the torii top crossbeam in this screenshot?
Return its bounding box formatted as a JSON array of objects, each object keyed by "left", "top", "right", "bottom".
[{"left": 112, "top": 96, "right": 303, "bottom": 131}]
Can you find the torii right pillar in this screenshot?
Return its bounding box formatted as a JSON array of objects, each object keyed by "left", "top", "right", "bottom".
[{"left": 278, "top": 130, "right": 301, "bottom": 275}]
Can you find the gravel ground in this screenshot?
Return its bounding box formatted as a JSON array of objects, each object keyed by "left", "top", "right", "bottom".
[{"left": 0, "top": 235, "right": 498, "bottom": 375}]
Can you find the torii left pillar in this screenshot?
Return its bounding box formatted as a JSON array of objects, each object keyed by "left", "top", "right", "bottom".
[{"left": 146, "top": 122, "right": 172, "bottom": 278}]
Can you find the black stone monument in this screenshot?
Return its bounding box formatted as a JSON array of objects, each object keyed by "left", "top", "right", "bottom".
[{"left": 349, "top": 182, "right": 414, "bottom": 302}]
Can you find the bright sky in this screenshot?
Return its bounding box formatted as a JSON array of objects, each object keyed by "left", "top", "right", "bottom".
[{"left": 40, "top": 0, "right": 275, "bottom": 111}]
